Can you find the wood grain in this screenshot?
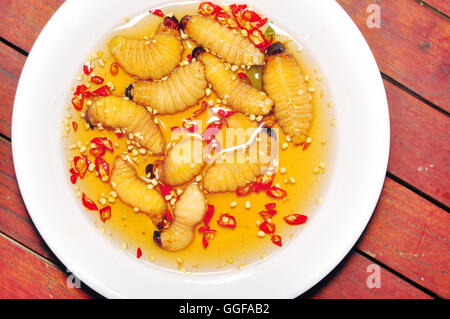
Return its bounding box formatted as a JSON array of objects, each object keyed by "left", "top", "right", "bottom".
[
  {"left": 0, "top": 42, "right": 25, "bottom": 137},
  {"left": 308, "top": 252, "right": 431, "bottom": 299},
  {"left": 358, "top": 178, "right": 450, "bottom": 298},
  {"left": 385, "top": 79, "right": 450, "bottom": 207},
  {"left": 0, "top": 138, "right": 54, "bottom": 260},
  {"left": 0, "top": 233, "right": 91, "bottom": 299},
  {"left": 337, "top": 0, "right": 450, "bottom": 111},
  {"left": 0, "top": 0, "right": 64, "bottom": 52}
]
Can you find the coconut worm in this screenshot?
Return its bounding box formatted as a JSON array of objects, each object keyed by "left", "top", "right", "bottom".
[
  {"left": 160, "top": 137, "right": 205, "bottom": 186},
  {"left": 154, "top": 183, "right": 206, "bottom": 252},
  {"left": 180, "top": 15, "right": 264, "bottom": 66},
  {"left": 263, "top": 42, "right": 313, "bottom": 145},
  {"left": 125, "top": 61, "right": 207, "bottom": 115},
  {"left": 110, "top": 157, "right": 167, "bottom": 226},
  {"left": 86, "top": 96, "right": 165, "bottom": 155},
  {"left": 203, "top": 129, "right": 276, "bottom": 193},
  {"left": 108, "top": 16, "right": 183, "bottom": 80},
  {"left": 195, "top": 48, "right": 273, "bottom": 116}
]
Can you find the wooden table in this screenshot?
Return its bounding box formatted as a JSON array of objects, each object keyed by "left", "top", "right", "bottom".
[{"left": 0, "top": 0, "right": 448, "bottom": 299}]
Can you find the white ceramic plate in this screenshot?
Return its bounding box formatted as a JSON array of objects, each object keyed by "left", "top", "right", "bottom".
[{"left": 12, "top": 0, "right": 389, "bottom": 298}]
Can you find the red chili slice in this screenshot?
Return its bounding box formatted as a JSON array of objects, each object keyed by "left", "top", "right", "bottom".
[
  {"left": 71, "top": 96, "right": 84, "bottom": 111},
  {"left": 82, "top": 193, "right": 98, "bottom": 211},
  {"left": 254, "top": 173, "right": 275, "bottom": 192},
  {"left": 182, "top": 118, "right": 198, "bottom": 133},
  {"left": 203, "top": 204, "right": 215, "bottom": 226},
  {"left": 198, "top": 2, "right": 223, "bottom": 16},
  {"left": 70, "top": 168, "right": 79, "bottom": 184},
  {"left": 266, "top": 186, "right": 287, "bottom": 199},
  {"left": 217, "top": 214, "right": 237, "bottom": 229},
  {"left": 158, "top": 183, "right": 175, "bottom": 198},
  {"left": 202, "top": 230, "right": 216, "bottom": 249},
  {"left": 265, "top": 203, "right": 276, "bottom": 210},
  {"left": 187, "top": 54, "right": 193, "bottom": 63},
  {"left": 90, "top": 146, "right": 106, "bottom": 157},
  {"left": 193, "top": 101, "right": 208, "bottom": 118},
  {"left": 237, "top": 72, "right": 252, "bottom": 86},
  {"left": 110, "top": 62, "right": 119, "bottom": 75},
  {"left": 91, "top": 85, "right": 111, "bottom": 97},
  {"left": 90, "top": 76, "right": 104, "bottom": 85},
  {"left": 258, "top": 35, "right": 274, "bottom": 53},
  {"left": 284, "top": 214, "right": 308, "bottom": 225},
  {"left": 242, "top": 10, "right": 262, "bottom": 22},
  {"left": 74, "top": 156, "right": 90, "bottom": 179},
  {"left": 271, "top": 235, "right": 282, "bottom": 247},
  {"left": 95, "top": 157, "right": 110, "bottom": 182},
  {"left": 72, "top": 122, "right": 78, "bottom": 131},
  {"left": 236, "top": 183, "right": 253, "bottom": 196},
  {"left": 136, "top": 247, "right": 142, "bottom": 259},
  {"left": 259, "top": 220, "right": 276, "bottom": 234},
  {"left": 255, "top": 17, "right": 268, "bottom": 29},
  {"left": 303, "top": 142, "right": 311, "bottom": 151},
  {"left": 74, "top": 85, "right": 88, "bottom": 96},
  {"left": 91, "top": 137, "right": 114, "bottom": 152},
  {"left": 165, "top": 209, "right": 174, "bottom": 223},
  {"left": 230, "top": 4, "right": 247, "bottom": 16},
  {"left": 149, "top": 9, "right": 164, "bottom": 17},
  {"left": 216, "top": 108, "right": 236, "bottom": 118},
  {"left": 214, "top": 11, "right": 232, "bottom": 26},
  {"left": 99, "top": 206, "right": 112, "bottom": 223},
  {"left": 83, "top": 64, "right": 92, "bottom": 75},
  {"left": 259, "top": 210, "right": 277, "bottom": 220},
  {"left": 202, "top": 120, "right": 223, "bottom": 143}
]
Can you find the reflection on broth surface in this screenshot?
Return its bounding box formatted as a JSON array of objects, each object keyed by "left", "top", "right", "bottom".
[{"left": 62, "top": 2, "right": 335, "bottom": 273}]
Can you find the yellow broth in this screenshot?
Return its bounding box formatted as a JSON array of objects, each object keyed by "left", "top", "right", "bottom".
[{"left": 62, "top": 2, "right": 335, "bottom": 272}]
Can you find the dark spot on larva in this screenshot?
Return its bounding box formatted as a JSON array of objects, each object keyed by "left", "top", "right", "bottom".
[
  {"left": 262, "top": 126, "right": 276, "bottom": 140},
  {"left": 266, "top": 42, "right": 286, "bottom": 56},
  {"left": 179, "top": 15, "right": 191, "bottom": 30},
  {"left": 153, "top": 230, "right": 163, "bottom": 247},
  {"left": 163, "top": 16, "right": 180, "bottom": 30},
  {"left": 145, "top": 164, "right": 155, "bottom": 179},
  {"left": 84, "top": 108, "right": 94, "bottom": 129},
  {"left": 125, "top": 84, "right": 134, "bottom": 100},
  {"left": 192, "top": 47, "right": 206, "bottom": 59}
]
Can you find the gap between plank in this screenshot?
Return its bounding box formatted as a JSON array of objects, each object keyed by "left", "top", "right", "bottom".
[
  {"left": 417, "top": 0, "right": 450, "bottom": 20},
  {"left": 356, "top": 248, "right": 441, "bottom": 298},
  {"left": 386, "top": 171, "right": 450, "bottom": 213},
  {"left": 381, "top": 73, "right": 450, "bottom": 117},
  {"left": 0, "top": 37, "right": 28, "bottom": 57}
]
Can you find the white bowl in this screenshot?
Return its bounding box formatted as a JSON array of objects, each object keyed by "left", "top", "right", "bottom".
[{"left": 12, "top": 0, "right": 389, "bottom": 298}]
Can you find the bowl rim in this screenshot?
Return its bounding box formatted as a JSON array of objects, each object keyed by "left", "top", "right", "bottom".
[{"left": 11, "top": 0, "right": 390, "bottom": 299}]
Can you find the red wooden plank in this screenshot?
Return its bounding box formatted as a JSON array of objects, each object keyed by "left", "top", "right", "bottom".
[
  {"left": 0, "top": 42, "right": 25, "bottom": 137},
  {"left": 0, "top": 138, "right": 54, "bottom": 260},
  {"left": 337, "top": 0, "right": 450, "bottom": 111},
  {"left": 309, "top": 252, "right": 432, "bottom": 299},
  {"left": 358, "top": 178, "right": 450, "bottom": 298},
  {"left": 0, "top": 0, "right": 64, "bottom": 52},
  {"left": 0, "top": 234, "right": 92, "bottom": 299},
  {"left": 385, "top": 79, "right": 450, "bottom": 206},
  {"left": 423, "top": 0, "right": 450, "bottom": 16}
]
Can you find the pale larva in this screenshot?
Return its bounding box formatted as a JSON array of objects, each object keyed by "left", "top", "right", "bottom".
[
  {"left": 195, "top": 48, "right": 273, "bottom": 116},
  {"left": 86, "top": 96, "right": 165, "bottom": 155},
  {"left": 110, "top": 157, "right": 167, "bottom": 226},
  {"left": 180, "top": 15, "right": 264, "bottom": 66},
  {"left": 154, "top": 183, "right": 206, "bottom": 252},
  {"left": 160, "top": 137, "right": 205, "bottom": 186},
  {"left": 108, "top": 17, "right": 183, "bottom": 80},
  {"left": 263, "top": 42, "right": 313, "bottom": 145},
  {"left": 125, "top": 61, "right": 207, "bottom": 115}
]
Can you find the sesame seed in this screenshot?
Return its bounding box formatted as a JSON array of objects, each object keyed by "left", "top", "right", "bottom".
[
  {"left": 121, "top": 243, "right": 128, "bottom": 250},
  {"left": 205, "top": 88, "right": 211, "bottom": 96},
  {"left": 230, "top": 201, "right": 237, "bottom": 208},
  {"left": 134, "top": 207, "right": 139, "bottom": 212},
  {"left": 306, "top": 137, "right": 312, "bottom": 144},
  {"left": 280, "top": 167, "right": 287, "bottom": 174},
  {"left": 331, "top": 118, "right": 337, "bottom": 126},
  {"left": 313, "top": 167, "right": 320, "bottom": 174},
  {"left": 245, "top": 201, "right": 251, "bottom": 209},
  {"left": 281, "top": 142, "right": 289, "bottom": 150},
  {"left": 257, "top": 231, "right": 265, "bottom": 238},
  {"left": 319, "top": 162, "right": 326, "bottom": 169},
  {"left": 289, "top": 176, "right": 296, "bottom": 184}
]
